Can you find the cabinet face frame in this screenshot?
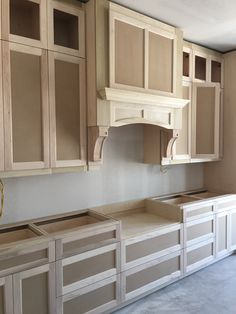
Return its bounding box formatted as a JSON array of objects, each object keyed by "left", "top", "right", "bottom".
[
  {"left": 216, "top": 211, "right": 230, "bottom": 259},
  {"left": 2, "top": 0, "right": 47, "bottom": 48},
  {"left": 0, "top": 275, "right": 14, "bottom": 314},
  {"left": 109, "top": 5, "right": 178, "bottom": 97},
  {"left": 48, "top": 51, "right": 86, "bottom": 168},
  {"left": 57, "top": 275, "right": 120, "bottom": 314},
  {"left": 0, "top": 42, "right": 4, "bottom": 171},
  {"left": 56, "top": 243, "right": 120, "bottom": 297},
  {"left": 47, "top": 0, "right": 85, "bottom": 58},
  {"left": 13, "top": 263, "right": 56, "bottom": 314},
  {"left": 172, "top": 80, "right": 192, "bottom": 163},
  {"left": 191, "top": 82, "right": 220, "bottom": 160},
  {"left": 2, "top": 42, "right": 50, "bottom": 171}
]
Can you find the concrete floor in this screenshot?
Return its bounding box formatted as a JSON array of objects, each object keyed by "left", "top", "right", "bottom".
[{"left": 114, "top": 255, "right": 236, "bottom": 314}]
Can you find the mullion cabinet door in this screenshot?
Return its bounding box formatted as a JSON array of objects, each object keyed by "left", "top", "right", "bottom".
[
  {"left": 191, "top": 82, "right": 220, "bottom": 160},
  {"left": 3, "top": 41, "right": 50, "bottom": 171},
  {"left": 47, "top": 0, "right": 85, "bottom": 58},
  {"left": 48, "top": 51, "right": 86, "bottom": 168},
  {"left": 0, "top": 42, "right": 4, "bottom": 172},
  {"left": 13, "top": 264, "right": 56, "bottom": 314},
  {"left": 2, "top": 0, "right": 47, "bottom": 48},
  {"left": 0, "top": 276, "right": 13, "bottom": 314}
]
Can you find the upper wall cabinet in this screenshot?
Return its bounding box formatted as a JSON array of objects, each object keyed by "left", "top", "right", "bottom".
[
  {"left": 2, "top": 0, "right": 47, "bottom": 48},
  {"left": 109, "top": 3, "right": 183, "bottom": 97},
  {"left": 48, "top": 52, "right": 86, "bottom": 168},
  {"left": 2, "top": 41, "right": 50, "bottom": 171},
  {"left": 48, "top": 0, "right": 85, "bottom": 57}
]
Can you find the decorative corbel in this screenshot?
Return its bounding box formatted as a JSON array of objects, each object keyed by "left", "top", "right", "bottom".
[
  {"left": 88, "top": 126, "right": 109, "bottom": 162},
  {"left": 165, "top": 129, "right": 180, "bottom": 158}
]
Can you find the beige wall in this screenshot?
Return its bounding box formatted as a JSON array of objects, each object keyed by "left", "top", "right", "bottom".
[
  {"left": 205, "top": 51, "right": 236, "bottom": 193},
  {"left": 0, "top": 125, "right": 203, "bottom": 225}
]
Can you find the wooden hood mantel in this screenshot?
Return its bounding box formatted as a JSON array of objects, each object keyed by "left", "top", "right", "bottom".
[{"left": 88, "top": 88, "right": 189, "bottom": 164}]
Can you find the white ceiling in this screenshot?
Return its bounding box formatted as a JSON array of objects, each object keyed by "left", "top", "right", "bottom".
[{"left": 114, "top": 0, "right": 236, "bottom": 52}]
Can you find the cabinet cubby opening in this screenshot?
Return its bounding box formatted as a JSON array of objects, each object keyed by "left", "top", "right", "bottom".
[
  {"left": 183, "top": 52, "right": 190, "bottom": 77},
  {"left": 10, "top": 0, "right": 40, "bottom": 40},
  {"left": 195, "top": 55, "right": 206, "bottom": 80},
  {"left": 54, "top": 9, "right": 79, "bottom": 50},
  {"left": 211, "top": 60, "right": 221, "bottom": 83}
]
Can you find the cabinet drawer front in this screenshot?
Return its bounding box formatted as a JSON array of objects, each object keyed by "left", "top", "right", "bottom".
[
  {"left": 185, "top": 216, "right": 215, "bottom": 247},
  {"left": 0, "top": 241, "right": 55, "bottom": 276},
  {"left": 123, "top": 251, "right": 183, "bottom": 301},
  {"left": 57, "top": 243, "right": 120, "bottom": 296},
  {"left": 124, "top": 226, "right": 182, "bottom": 270},
  {"left": 58, "top": 275, "right": 120, "bottom": 314},
  {"left": 217, "top": 199, "right": 236, "bottom": 212},
  {"left": 56, "top": 223, "right": 120, "bottom": 259},
  {"left": 185, "top": 239, "right": 215, "bottom": 274},
  {"left": 184, "top": 203, "right": 214, "bottom": 221}
]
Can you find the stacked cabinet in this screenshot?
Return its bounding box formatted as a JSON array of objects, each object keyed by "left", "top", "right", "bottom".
[
  {"left": 144, "top": 42, "right": 223, "bottom": 165},
  {"left": 0, "top": 0, "right": 86, "bottom": 177}
]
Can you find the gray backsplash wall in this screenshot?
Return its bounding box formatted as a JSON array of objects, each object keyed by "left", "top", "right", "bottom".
[{"left": 0, "top": 125, "right": 204, "bottom": 225}]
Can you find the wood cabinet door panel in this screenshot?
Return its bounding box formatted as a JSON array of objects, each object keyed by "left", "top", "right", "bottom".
[
  {"left": 48, "top": 52, "right": 86, "bottom": 168},
  {"left": 192, "top": 82, "right": 220, "bottom": 159},
  {"left": 0, "top": 276, "right": 13, "bottom": 314},
  {"left": 3, "top": 42, "right": 50, "bottom": 171}
]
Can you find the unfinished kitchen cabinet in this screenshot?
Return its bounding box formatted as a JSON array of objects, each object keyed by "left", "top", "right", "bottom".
[
  {"left": 183, "top": 46, "right": 192, "bottom": 81},
  {"left": 216, "top": 211, "right": 230, "bottom": 259},
  {"left": 191, "top": 82, "right": 220, "bottom": 160},
  {"left": 57, "top": 275, "right": 120, "bottom": 314},
  {"left": 13, "top": 264, "right": 56, "bottom": 314},
  {"left": 109, "top": 2, "right": 182, "bottom": 97},
  {"left": 122, "top": 250, "right": 183, "bottom": 302},
  {"left": 48, "top": 52, "right": 86, "bottom": 169},
  {"left": 2, "top": 0, "right": 47, "bottom": 48},
  {"left": 193, "top": 52, "right": 208, "bottom": 82},
  {"left": 2, "top": 42, "right": 50, "bottom": 171},
  {"left": 48, "top": 0, "right": 85, "bottom": 57},
  {"left": 0, "top": 276, "right": 13, "bottom": 314}
]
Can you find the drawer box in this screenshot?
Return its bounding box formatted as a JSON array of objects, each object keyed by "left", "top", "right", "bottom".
[
  {"left": 185, "top": 215, "right": 215, "bottom": 247},
  {"left": 56, "top": 243, "right": 120, "bottom": 296},
  {"left": 183, "top": 201, "right": 215, "bottom": 222},
  {"left": 122, "top": 250, "right": 183, "bottom": 302},
  {"left": 184, "top": 238, "right": 215, "bottom": 274},
  {"left": 55, "top": 221, "right": 120, "bottom": 259},
  {"left": 0, "top": 239, "right": 55, "bottom": 277},
  {"left": 122, "top": 224, "right": 183, "bottom": 271},
  {"left": 57, "top": 275, "right": 120, "bottom": 314}
]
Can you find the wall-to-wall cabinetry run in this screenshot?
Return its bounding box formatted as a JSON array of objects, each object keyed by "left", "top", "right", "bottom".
[
  {"left": 0, "top": 0, "right": 87, "bottom": 178},
  {"left": 144, "top": 41, "right": 224, "bottom": 165}
]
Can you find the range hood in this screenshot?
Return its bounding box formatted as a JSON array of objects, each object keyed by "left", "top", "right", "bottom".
[
  {"left": 88, "top": 88, "right": 189, "bottom": 163},
  {"left": 98, "top": 88, "right": 189, "bottom": 130}
]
